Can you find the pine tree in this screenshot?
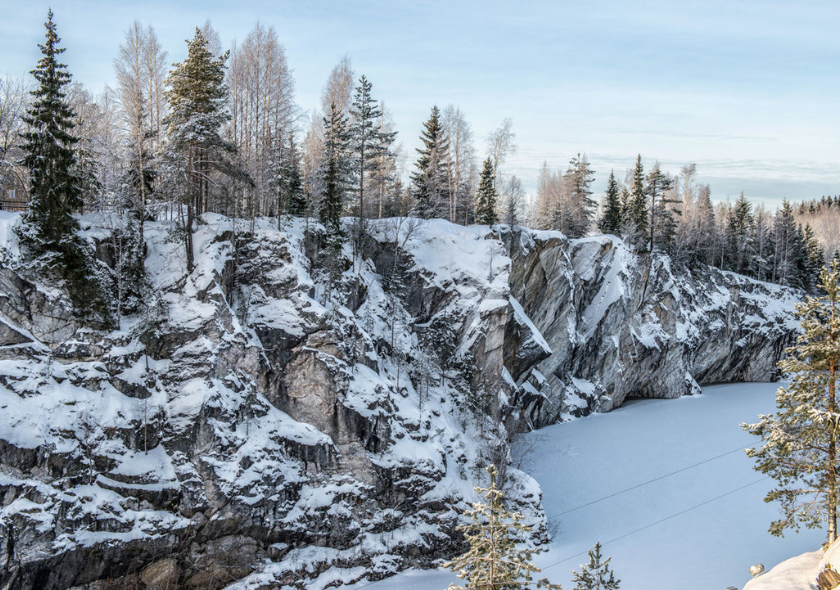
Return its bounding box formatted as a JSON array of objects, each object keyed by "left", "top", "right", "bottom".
[
  {"left": 18, "top": 10, "right": 107, "bottom": 317},
  {"left": 598, "top": 170, "right": 622, "bottom": 235},
  {"left": 564, "top": 153, "right": 596, "bottom": 238},
  {"left": 163, "top": 27, "right": 234, "bottom": 272},
  {"left": 474, "top": 157, "right": 498, "bottom": 226},
  {"left": 411, "top": 106, "right": 450, "bottom": 219},
  {"left": 570, "top": 543, "right": 620, "bottom": 590},
  {"left": 743, "top": 260, "right": 840, "bottom": 542},
  {"left": 444, "top": 465, "right": 561, "bottom": 590},
  {"left": 645, "top": 163, "right": 675, "bottom": 253}
]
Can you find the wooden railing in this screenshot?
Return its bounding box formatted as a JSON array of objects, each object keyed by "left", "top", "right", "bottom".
[{"left": 0, "top": 201, "right": 27, "bottom": 212}]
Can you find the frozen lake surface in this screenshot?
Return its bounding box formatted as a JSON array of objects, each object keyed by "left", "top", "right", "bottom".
[{"left": 353, "top": 382, "right": 825, "bottom": 590}]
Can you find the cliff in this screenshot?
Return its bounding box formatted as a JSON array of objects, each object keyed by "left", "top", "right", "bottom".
[{"left": 0, "top": 214, "right": 799, "bottom": 590}]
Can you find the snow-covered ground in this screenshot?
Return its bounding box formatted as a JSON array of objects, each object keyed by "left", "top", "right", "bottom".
[{"left": 354, "top": 382, "right": 824, "bottom": 590}]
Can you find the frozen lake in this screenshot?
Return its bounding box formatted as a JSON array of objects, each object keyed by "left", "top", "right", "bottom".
[{"left": 353, "top": 382, "right": 825, "bottom": 590}]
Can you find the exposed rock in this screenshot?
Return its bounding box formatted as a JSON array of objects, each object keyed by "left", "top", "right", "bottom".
[
  {"left": 505, "top": 228, "right": 798, "bottom": 426},
  {"left": 0, "top": 215, "right": 800, "bottom": 590}
]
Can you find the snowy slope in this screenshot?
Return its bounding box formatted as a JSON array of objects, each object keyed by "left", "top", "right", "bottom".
[{"left": 357, "top": 382, "right": 825, "bottom": 590}]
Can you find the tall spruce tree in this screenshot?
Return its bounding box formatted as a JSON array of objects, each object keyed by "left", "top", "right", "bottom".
[
  {"left": 743, "top": 260, "right": 840, "bottom": 542},
  {"left": 772, "top": 199, "right": 803, "bottom": 287},
  {"left": 474, "top": 157, "right": 498, "bottom": 226},
  {"left": 598, "top": 170, "right": 622, "bottom": 235},
  {"left": 444, "top": 465, "right": 561, "bottom": 590},
  {"left": 163, "top": 27, "right": 234, "bottom": 272},
  {"left": 350, "top": 75, "right": 395, "bottom": 229},
  {"left": 727, "top": 192, "right": 754, "bottom": 274},
  {"left": 319, "top": 102, "right": 352, "bottom": 244},
  {"left": 20, "top": 10, "right": 83, "bottom": 250},
  {"left": 571, "top": 543, "right": 620, "bottom": 590},
  {"left": 411, "top": 106, "right": 449, "bottom": 219},
  {"left": 19, "top": 10, "right": 106, "bottom": 317},
  {"left": 626, "top": 155, "right": 647, "bottom": 247}
]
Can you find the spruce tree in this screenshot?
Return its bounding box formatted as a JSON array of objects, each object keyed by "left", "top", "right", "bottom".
[
  {"left": 20, "top": 10, "right": 83, "bottom": 250},
  {"left": 444, "top": 465, "right": 561, "bottom": 590},
  {"left": 626, "top": 155, "right": 647, "bottom": 247},
  {"left": 743, "top": 260, "right": 840, "bottom": 542},
  {"left": 727, "top": 192, "right": 754, "bottom": 274},
  {"left": 349, "top": 75, "right": 396, "bottom": 228},
  {"left": 163, "top": 27, "right": 233, "bottom": 272},
  {"left": 598, "top": 170, "right": 622, "bottom": 236},
  {"left": 319, "top": 102, "right": 352, "bottom": 244},
  {"left": 19, "top": 10, "right": 107, "bottom": 317},
  {"left": 411, "top": 106, "right": 450, "bottom": 219},
  {"left": 772, "top": 199, "right": 803, "bottom": 287},
  {"left": 283, "top": 132, "right": 306, "bottom": 218},
  {"left": 474, "top": 157, "right": 498, "bottom": 226},
  {"left": 571, "top": 543, "right": 620, "bottom": 590}
]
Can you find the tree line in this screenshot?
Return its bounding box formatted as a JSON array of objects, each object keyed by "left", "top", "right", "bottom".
[{"left": 2, "top": 11, "right": 835, "bottom": 322}]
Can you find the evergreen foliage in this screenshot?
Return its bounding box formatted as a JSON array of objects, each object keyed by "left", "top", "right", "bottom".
[
  {"left": 163, "top": 27, "right": 235, "bottom": 272},
  {"left": 445, "top": 465, "right": 561, "bottom": 590},
  {"left": 743, "top": 259, "right": 840, "bottom": 542},
  {"left": 598, "top": 171, "right": 622, "bottom": 235},
  {"left": 570, "top": 543, "right": 620, "bottom": 590},
  {"left": 726, "top": 192, "right": 754, "bottom": 274},
  {"left": 350, "top": 75, "right": 396, "bottom": 226},
  {"left": 644, "top": 163, "right": 676, "bottom": 253},
  {"left": 411, "top": 106, "right": 450, "bottom": 219},
  {"left": 319, "top": 102, "right": 352, "bottom": 244},
  {"left": 626, "top": 155, "right": 647, "bottom": 245},
  {"left": 474, "top": 157, "right": 498, "bottom": 226},
  {"left": 563, "top": 153, "right": 596, "bottom": 238},
  {"left": 18, "top": 10, "right": 108, "bottom": 318}
]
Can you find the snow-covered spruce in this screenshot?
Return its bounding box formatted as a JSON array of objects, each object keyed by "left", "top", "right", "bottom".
[{"left": 0, "top": 213, "right": 799, "bottom": 590}]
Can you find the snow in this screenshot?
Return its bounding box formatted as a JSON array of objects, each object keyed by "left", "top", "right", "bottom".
[{"left": 358, "top": 382, "right": 825, "bottom": 590}]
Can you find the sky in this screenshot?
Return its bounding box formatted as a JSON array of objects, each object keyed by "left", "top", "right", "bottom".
[{"left": 2, "top": 0, "right": 840, "bottom": 207}]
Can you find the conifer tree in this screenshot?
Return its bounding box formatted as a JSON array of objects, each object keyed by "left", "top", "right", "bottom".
[
  {"left": 800, "top": 223, "right": 825, "bottom": 293},
  {"left": 19, "top": 10, "right": 107, "bottom": 317},
  {"left": 350, "top": 75, "right": 396, "bottom": 228},
  {"left": 20, "top": 10, "right": 83, "bottom": 251},
  {"left": 626, "top": 155, "right": 647, "bottom": 247},
  {"left": 319, "top": 102, "right": 352, "bottom": 243},
  {"left": 564, "top": 153, "right": 596, "bottom": 238},
  {"left": 645, "top": 163, "right": 675, "bottom": 253},
  {"left": 411, "top": 106, "right": 450, "bottom": 218},
  {"left": 571, "top": 543, "right": 620, "bottom": 590},
  {"left": 163, "top": 27, "right": 234, "bottom": 272},
  {"left": 727, "top": 192, "right": 754, "bottom": 274},
  {"left": 474, "top": 157, "right": 498, "bottom": 226},
  {"left": 444, "top": 465, "right": 561, "bottom": 590},
  {"left": 743, "top": 260, "right": 840, "bottom": 542},
  {"left": 772, "top": 199, "right": 803, "bottom": 287},
  {"left": 598, "top": 171, "right": 622, "bottom": 236}
]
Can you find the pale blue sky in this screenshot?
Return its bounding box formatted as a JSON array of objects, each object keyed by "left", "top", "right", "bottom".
[{"left": 3, "top": 0, "right": 839, "bottom": 206}]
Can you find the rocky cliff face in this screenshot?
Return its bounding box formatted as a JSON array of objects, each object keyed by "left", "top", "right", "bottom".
[
  {"left": 504, "top": 227, "right": 799, "bottom": 427},
  {"left": 0, "top": 214, "right": 798, "bottom": 590}
]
